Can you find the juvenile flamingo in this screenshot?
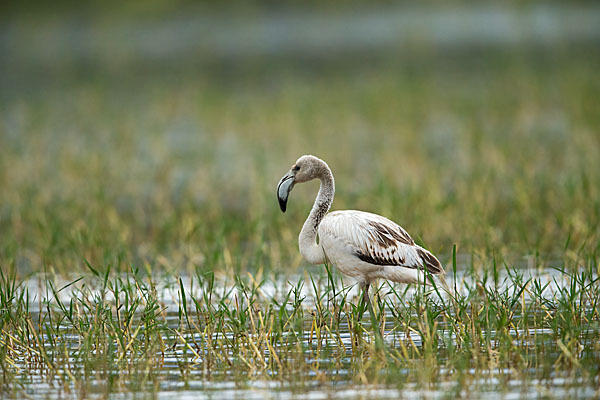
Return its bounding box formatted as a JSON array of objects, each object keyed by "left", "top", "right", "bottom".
[{"left": 277, "top": 155, "right": 444, "bottom": 302}]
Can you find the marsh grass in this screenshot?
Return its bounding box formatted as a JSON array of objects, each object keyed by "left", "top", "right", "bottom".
[
  {"left": 2, "top": 50, "right": 599, "bottom": 278},
  {"left": 1, "top": 7, "right": 600, "bottom": 397},
  {"left": 1, "top": 257, "right": 599, "bottom": 398}
]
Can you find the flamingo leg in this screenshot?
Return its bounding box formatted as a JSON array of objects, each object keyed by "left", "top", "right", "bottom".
[{"left": 361, "top": 281, "right": 370, "bottom": 307}]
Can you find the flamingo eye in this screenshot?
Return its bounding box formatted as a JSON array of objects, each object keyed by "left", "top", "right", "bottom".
[{"left": 293, "top": 165, "right": 300, "bottom": 172}]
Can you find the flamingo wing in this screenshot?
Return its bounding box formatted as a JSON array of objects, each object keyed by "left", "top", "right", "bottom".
[{"left": 319, "top": 210, "right": 444, "bottom": 275}]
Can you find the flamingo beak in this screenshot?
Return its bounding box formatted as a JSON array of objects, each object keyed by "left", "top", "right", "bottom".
[{"left": 277, "top": 172, "right": 295, "bottom": 212}]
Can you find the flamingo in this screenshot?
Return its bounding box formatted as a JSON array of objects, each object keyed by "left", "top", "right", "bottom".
[{"left": 277, "top": 155, "right": 444, "bottom": 302}]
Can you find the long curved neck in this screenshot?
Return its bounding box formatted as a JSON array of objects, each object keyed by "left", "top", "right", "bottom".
[{"left": 299, "top": 164, "right": 334, "bottom": 264}]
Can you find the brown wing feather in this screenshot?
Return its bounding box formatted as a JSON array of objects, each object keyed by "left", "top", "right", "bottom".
[{"left": 415, "top": 248, "right": 444, "bottom": 274}]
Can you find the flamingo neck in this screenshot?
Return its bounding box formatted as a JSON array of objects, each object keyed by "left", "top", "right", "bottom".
[{"left": 299, "top": 163, "right": 334, "bottom": 265}]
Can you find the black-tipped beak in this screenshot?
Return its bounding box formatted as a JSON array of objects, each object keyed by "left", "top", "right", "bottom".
[{"left": 277, "top": 172, "right": 295, "bottom": 212}]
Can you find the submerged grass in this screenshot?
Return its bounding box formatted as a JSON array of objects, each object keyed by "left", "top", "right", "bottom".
[{"left": 0, "top": 257, "right": 598, "bottom": 398}]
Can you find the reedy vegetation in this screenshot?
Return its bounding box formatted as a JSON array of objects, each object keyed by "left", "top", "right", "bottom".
[
  {"left": 0, "top": 42, "right": 599, "bottom": 397},
  {"left": 0, "top": 257, "right": 599, "bottom": 397}
]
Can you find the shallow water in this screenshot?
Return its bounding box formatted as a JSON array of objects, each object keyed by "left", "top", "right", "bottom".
[
  {"left": 20, "top": 260, "right": 577, "bottom": 311},
  {"left": 6, "top": 265, "right": 599, "bottom": 399}
]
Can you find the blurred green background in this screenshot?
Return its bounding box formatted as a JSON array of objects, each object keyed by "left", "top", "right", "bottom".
[{"left": 1, "top": 1, "right": 599, "bottom": 276}]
